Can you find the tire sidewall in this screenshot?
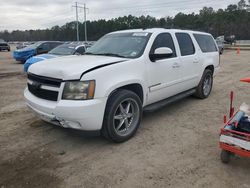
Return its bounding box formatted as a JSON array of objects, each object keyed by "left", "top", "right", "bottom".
[
  {"left": 202, "top": 70, "right": 213, "bottom": 98},
  {"left": 103, "top": 90, "right": 142, "bottom": 142}
]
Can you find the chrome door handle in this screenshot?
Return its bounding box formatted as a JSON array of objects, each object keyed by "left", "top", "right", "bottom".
[
  {"left": 172, "top": 63, "right": 180, "bottom": 68},
  {"left": 193, "top": 59, "right": 199, "bottom": 63}
]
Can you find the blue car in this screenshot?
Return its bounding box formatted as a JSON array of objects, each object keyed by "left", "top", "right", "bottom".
[
  {"left": 13, "top": 41, "right": 63, "bottom": 63},
  {"left": 24, "top": 43, "right": 88, "bottom": 72}
]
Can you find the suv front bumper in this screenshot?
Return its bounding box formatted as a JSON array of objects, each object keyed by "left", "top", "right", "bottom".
[{"left": 24, "top": 88, "right": 107, "bottom": 131}]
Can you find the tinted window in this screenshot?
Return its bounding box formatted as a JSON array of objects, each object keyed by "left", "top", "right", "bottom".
[
  {"left": 49, "top": 45, "right": 76, "bottom": 55},
  {"left": 75, "top": 46, "right": 85, "bottom": 54},
  {"left": 194, "top": 34, "right": 218, "bottom": 53},
  {"left": 150, "top": 33, "right": 176, "bottom": 58},
  {"left": 175, "top": 33, "right": 195, "bottom": 56},
  {"left": 49, "top": 42, "right": 62, "bottom": 50},
  {"left": 40, "top": 43, "right": 50, "bottom": 51}
]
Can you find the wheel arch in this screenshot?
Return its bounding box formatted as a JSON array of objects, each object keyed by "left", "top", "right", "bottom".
[
  {"left": 205, "top": 65, "right": 214, "bottom": 75},
  {"left": 107, "top": 82, "right": 145, "bottom": 105}
]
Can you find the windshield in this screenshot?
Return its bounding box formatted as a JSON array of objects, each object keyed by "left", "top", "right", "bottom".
[
  {"left": 86, "top": 32, "right": 151, "bottom": 58},
  {"left": 49, "top": 45, "right": 76, "bottom": 55},
  {"left": 22, "top": 41, "right": 43, "bottom": 50}
]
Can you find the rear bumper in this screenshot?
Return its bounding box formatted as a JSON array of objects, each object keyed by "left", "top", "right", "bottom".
[{"left": 24, "top": 88, "right": 107, "bottom": 131}]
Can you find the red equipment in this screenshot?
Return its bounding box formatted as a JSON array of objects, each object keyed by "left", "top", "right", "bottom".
[
  {"left": 219, "top": 78, "right": 250, "bottom": 163},
  {"left": 240, "top": 77, "right": 250, "bottom": 83}
]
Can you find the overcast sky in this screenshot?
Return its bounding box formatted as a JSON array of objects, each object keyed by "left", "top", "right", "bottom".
[{"left": 0, "top": 0, "right": 240, "bottom": 31}]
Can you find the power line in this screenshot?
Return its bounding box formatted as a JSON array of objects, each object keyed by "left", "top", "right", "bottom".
[
  {"left": 72, "top": 2, "right": 88, "bottom": 42},
  {"left": 72, "top": 2, "right": 84, "bottom": 41},
  {"left": 83, "top": 3, "right": 89, "bottom": 42}
]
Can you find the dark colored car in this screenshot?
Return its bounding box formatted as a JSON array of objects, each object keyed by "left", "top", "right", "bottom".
[
  {"left": 13, "top": 41, "right": 63, "bottom": 63},
  {"left": 24, "top": 43, "right": 88, "bottom": 72},
  {"left": 0, "top": 40, "right": 10, "bottom": 51}
]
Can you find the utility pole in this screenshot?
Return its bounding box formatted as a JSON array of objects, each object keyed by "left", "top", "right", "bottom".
[
  {"left": 72, "top": 2, "right": 84, "bottom": 41},
  {"left": 83, "top": 3, "right": 88, "bottom": 42}
]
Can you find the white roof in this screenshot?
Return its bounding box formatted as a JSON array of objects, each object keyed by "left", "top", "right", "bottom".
[{"left": 110, "top": 28, "right": 210, "bottom": 35}]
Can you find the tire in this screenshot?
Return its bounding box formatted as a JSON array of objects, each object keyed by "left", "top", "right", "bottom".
[
  {"left": 220, "top": 149, "right": 231, "bottom": 164},
  {"left": 194, "top": 69, "right": 213, "bottom": 99},
  {"left": 101, "top": 89, "right": 142, "bottom": 143}
]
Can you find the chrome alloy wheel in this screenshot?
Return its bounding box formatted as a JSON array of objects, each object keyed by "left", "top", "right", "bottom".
[
  {"left": 113, "top": 98, "right": 140, "bottom": 137},
  {"left": 203, "top": 74, "right": 212, "bottom": 96}
]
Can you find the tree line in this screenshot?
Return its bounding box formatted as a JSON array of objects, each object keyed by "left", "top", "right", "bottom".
[{"left": 1, "top": 0, "right": 250, "bottom": 41}]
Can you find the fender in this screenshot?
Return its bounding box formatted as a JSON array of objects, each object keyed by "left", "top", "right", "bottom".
[{"left": 104, "top": 80, "right": 147, "bottom": 106}]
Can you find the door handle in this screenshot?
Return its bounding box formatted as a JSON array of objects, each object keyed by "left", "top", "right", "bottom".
[
  {"left": 172, "top": 63, "right": 180, "bottom": 68},
  {"left": 193, "top": 59, "right": 199, "bottom": 63}
]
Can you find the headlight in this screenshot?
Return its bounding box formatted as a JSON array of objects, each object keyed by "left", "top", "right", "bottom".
[{"left": 62, "top": 80, "right": 95, "bottom": 100}]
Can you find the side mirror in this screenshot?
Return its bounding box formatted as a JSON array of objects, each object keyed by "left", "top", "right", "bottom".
[{"left": 149, "top": 47, "right": 173, "bottom": 62}]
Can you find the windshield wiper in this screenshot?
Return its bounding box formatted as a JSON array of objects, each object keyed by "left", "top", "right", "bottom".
[
  {"left": 95, "top": 53, "right": 126, "bottom": 58},
  {"left": 84, "top": 52, "right": 94, "bottom": 55}
]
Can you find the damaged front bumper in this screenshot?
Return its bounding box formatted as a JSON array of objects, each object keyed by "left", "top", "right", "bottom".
[{"left": 24, "top": 88, "right": 107, "bottom": 131}]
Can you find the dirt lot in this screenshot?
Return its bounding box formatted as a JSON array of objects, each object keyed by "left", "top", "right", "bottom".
[{"left": 0, "top": 49, "right": 250, "bottom": 188}]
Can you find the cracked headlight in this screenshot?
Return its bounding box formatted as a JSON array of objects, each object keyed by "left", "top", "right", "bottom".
[{"left": 62, "top": 80, "right": 95, "bottom": 100}]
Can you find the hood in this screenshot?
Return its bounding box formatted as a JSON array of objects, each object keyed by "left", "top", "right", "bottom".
[
  {"left": 32, "top": 53, "right": 58, "bottom": 60},
  {"left": 28, "top": 55, "right": 128, "bottom": 80},
  {"left": 13, "top": 48, "right": 36, "bottom": 60},
  {"left": 24, "top": 54, "right": 58, "bottom": 72},
  {"left": 15, "top": 47, "right": 35, "bottom": 53}
]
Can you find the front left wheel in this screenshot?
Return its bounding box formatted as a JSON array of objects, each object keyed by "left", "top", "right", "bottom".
[{"left": 101, "top": 89, "right": 142, "bottom": 143}]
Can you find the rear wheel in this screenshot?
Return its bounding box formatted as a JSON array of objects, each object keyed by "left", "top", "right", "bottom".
[
  {"left": 220, "top": 149, "right": 231, "bottom": 164},
  {"left": 101, "top": 89, "right": 142, "bottom": 143},
  {"left": 194, "top": 69, "right": 213, "bottom": 99}
]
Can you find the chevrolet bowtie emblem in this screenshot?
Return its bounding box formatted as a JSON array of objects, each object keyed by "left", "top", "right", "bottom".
[{"left": 32, "top": 81, "right": 41, "bottom": 89}]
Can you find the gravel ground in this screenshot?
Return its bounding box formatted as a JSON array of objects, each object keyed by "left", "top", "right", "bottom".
[{"left": 0, "top": 49, "right": 250, "bottom": 188}]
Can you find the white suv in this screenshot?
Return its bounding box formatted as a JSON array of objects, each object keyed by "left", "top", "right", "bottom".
[{"left": 24, "top": 28, "right": 220, "bottom": 142}]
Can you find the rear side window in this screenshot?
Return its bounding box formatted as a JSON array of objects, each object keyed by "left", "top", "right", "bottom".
[
  {"left": 193, "top": 34, "right": 218, "bottom": 53},
  {"left": 49, "top": 42, "right": 62, "bottom": 50},
  {"left": 175, "top": 33, "right": 195, "bottom": 56},
  {"left": 150, "top": 33, "right": 176, "bottom": 58}
]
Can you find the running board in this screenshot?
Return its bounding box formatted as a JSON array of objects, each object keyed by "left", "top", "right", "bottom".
[{"left": 143, "top": 89, "right": 196, "bottom": 112}]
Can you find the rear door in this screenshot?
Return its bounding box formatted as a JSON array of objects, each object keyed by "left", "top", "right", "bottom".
[
  {"left": 146, "top": 32, "right": 182, "bottom": 104},
  {"left": 175, "top": 32, "right": 202, "bottom": 90}
]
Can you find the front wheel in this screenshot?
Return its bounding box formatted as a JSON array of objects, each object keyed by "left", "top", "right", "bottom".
[
  {"left": 194, "top": 69, "right": 213, "bottom": 99},
  {"left": 101, "top": 89, "right": 142, "bottom": 143}
]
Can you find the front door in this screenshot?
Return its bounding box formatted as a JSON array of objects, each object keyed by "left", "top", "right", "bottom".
[{"left": 146, "top": 33, "right": 182, "bottom": 105}]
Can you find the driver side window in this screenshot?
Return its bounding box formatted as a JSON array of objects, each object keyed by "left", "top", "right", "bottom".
[
  {"left": 39, "top": 43, "right": 50, "bottom": 52},
  {"left": 150, "top": 33, "right": 176, "bottom": 58}
]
